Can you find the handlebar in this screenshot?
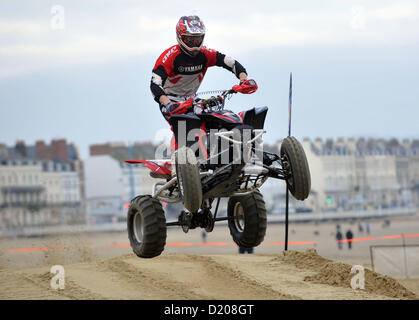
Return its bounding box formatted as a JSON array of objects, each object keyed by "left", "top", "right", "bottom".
[
  {"left": 200, "top": 94, "right": 228, "bottom": 109},
  {"left": 189, "top": 79, "right": 258, "bottom": 112},
  {"left": 190, "top": 89, "right": 233, "bottom": 112}
]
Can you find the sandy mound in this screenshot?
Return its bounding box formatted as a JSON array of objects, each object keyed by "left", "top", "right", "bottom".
[
  {"left": 0, "top": 250, "right": 416, "bottom": 300},
  {"left": 276, "top": 249, "right": 416, "bottom": 300}
]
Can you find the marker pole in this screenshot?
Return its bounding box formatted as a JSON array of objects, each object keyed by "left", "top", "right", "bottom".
[{"left": 285, "top": 72, "right": 292, "bottom": 251}]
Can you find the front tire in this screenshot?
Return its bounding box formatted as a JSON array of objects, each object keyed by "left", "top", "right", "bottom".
[
  {"left": 280, "top": 136, "right": 311, "bottom": 200},
  {"left": 175, "top": 146, "right": 203, "bottom": 213},
  {"left": 227, "top": 190, "right": 267, "bottom": 248},
  {"left": 127, "top": 195, "right": 166, "bottom": 258}
]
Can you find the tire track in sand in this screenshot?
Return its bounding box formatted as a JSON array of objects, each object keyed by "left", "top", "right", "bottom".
[
  {"left": 0, "top": 268, "right": 104, "bottom": 300},
  {"left": 132, "top": 254, "right": 299, "bottom": 299},
  {"left": 0, "top": 270, "right": 63, "bottom": 300},
  {"left": 23, "top": 271, "right": 106, "bottom": 300},
  {"left": 94, "top": 254, "right": 208, "bottom": 299}
]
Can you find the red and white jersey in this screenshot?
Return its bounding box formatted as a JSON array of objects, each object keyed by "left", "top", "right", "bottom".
[{"left": 151, "top": 45, "right": 246, "bottom": 103}]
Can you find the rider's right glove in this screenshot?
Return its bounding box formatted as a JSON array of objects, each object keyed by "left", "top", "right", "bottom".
[{"left": 165, "top": 99, "right": 194, "bottom": 117}]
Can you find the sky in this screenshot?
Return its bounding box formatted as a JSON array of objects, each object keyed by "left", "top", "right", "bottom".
[{"left": 0, "top": 0, "right": 418, "bottom": 159}]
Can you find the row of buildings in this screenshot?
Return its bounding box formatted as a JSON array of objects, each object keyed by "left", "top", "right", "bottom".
[
  {"left": 0, "top": 140, "right": 160, "bottom": 230},
  {"left": 1, "top": 137, "right": 418, "bottom": 231},
  {"left": 0, "top": 140, "right": 84, "bottom": 230},
  {"left": 263, "top": 137, "right": 419, "bottom": 213}
]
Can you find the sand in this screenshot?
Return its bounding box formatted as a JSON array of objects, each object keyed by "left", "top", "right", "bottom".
[
  {"left": 0, "top": 249, "right": 416, "bottom": 300},
  {"left": 277, "top": 249, "right": 416, "bottom": 299},
  {"left": 1, "top": 216, "right": 418, "bottom": 300}
]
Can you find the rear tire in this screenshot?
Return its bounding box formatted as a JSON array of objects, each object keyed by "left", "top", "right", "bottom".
[
  {"left": 227, "top": 190, "right": 267, "bottom": 248},
  {"left": 175, "top": 146, "right": 203, "bottom": 213},
  {"left": 127, "top": 195, "right": 166, "bottom": 258},
  {"left": 280, "top": 136, "right": 311, "bottom": 200}
]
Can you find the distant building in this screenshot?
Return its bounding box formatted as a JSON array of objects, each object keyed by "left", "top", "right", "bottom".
[
  {"left": 89, "top": 143, "right": 112, "bottom": 157},
  {"left": 0, "top": 159, "right": 83, "bottom": 230},
  {"left": 409, "top": 140, "right": 419, "bottom": 205},
  {"left": 295, "top": 137, "right": 418, "bottom": 211},
  {"left": 89, "top": 141, "right": 159, "bottom": 162},
  {"left": 0, "top": 140, "right": 84, "bottom": 231},
  {"left": 2, "top": 139, "right": 79, "bottom": 164},
  {"left": 83, "top": 155, "right": 157, "bottom": 224}
]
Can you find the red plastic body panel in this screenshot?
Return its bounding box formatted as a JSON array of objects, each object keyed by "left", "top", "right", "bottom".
[{"left": 125, "top": 159, "right": 172, "bottom": 175}]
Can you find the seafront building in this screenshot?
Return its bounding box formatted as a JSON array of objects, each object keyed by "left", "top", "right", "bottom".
[
  {"left": 295, "top": 137, "right": 419, "bottom": 212},
  {"left": 0, "top": 140, "right": 84, "bottom": 230}
]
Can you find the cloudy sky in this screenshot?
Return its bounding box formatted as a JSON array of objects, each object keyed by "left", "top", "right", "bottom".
[{"left": 0, "top": 0, "right": 418, "bottom": 158}]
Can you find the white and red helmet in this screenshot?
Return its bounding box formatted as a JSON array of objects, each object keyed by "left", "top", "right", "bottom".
[{"left": 176, "top": 15, "right": 205, "bottom": 56}]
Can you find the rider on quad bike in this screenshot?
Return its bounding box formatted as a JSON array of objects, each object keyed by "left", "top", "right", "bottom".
[
  {"left": 150, "top": 15, "right": 256, "bottom": 123},
  {"left": 126, "top": 15, "right": 311, "bottom": 259}
]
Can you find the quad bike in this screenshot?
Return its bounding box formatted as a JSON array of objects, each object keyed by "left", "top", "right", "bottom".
[{"left": 126, "top": 80, "right": 311, "bottom": 258}]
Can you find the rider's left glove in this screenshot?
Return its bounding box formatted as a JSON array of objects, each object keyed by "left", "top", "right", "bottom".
[{"left": 233, "top": 79, "right": 258, "bottom": 94}]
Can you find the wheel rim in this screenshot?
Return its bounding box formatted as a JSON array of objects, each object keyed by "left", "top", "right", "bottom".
[
  {"left": 233, "top": 202, "right": 245, "bottom": 233},
  {"left": 175, "top": 152, "right": 185, "bottom": 197},
  {"left": 177, "top": 170, "right": 184, "bottom": 195},
  {"left": 133, "top": 211, "right": 144, "bottom": 243},
  {"left": 282, "top": 152, "right": 294, "bottom": 189}
]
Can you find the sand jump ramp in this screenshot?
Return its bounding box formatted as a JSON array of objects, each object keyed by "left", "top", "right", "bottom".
[{"left": 0, "top": 249, "right": 416, "bottom": 300}]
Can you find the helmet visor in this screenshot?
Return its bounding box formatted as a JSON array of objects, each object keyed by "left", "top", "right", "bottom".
[{"left": 181, "top": 34, "right": 204, "bottom": 49}]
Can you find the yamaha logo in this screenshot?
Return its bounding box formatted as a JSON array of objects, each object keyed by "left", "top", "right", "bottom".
[{"left": 179, "top": 65, "right": 203, "bottom": 73}]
